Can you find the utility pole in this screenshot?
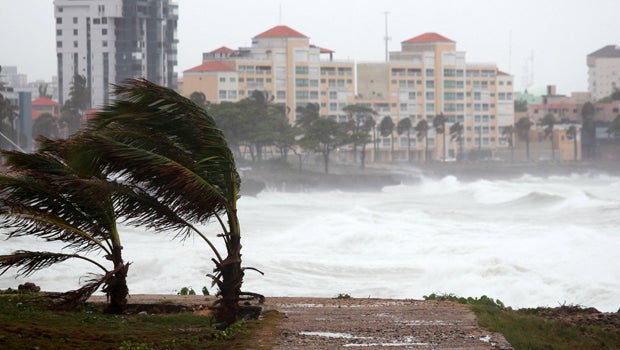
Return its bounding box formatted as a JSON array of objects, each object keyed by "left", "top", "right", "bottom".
[{"left": 383, "top": 11, "right": 390, "bottom": 62}]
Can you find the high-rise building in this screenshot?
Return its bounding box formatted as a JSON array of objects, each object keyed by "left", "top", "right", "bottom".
[
  {"left": 356, "top": 33, "right": 514, "bottom": 161},
  {"left": 181, "top": 25, "right": 356, "bottom": 124},
  {"left": 587, "top": 45, "right": 620, "bottom": 101},
  {"left": 54, "top": 0, "right": 178, "bottom": 108},
  {"left": 182, "top": 26, "right": 513, "bottom": 162}
]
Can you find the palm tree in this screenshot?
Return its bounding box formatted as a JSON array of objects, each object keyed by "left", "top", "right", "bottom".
[
  {"left": 396, "top": 117, "right": 413, "bottom": 162},
  {"left": 379, "top": 116, "right": 395, "bottom": 161},
  {"left": 295, "top": 102, "right": 320, "bottom": 130},
  {"left": 0, "top": 141, "right": 128, "bottom": 313},
  {"left": 32, "top": 112, "right": 59, "bottom": 143},
  {"left": 516, "top": 117, "right": 533, "bottom": 161},
  {"left": 60, "top": 74, "right": 91, "bottom": 136},
  {"left": 501, "top": 125, "right": 515, "bottom": 163},
  {"left": 581, "top": 102, "right": 596, "bottom": 160},
  {"left": 358, "top": 116, "right": 376, "bottom": 169},
  {"left": 566, "top": 125, "right": 579, "bottom": 161},
  {"left": 189, "top": 91, "right": 208, "bottom": 110},
  {"left": 449, "top": 121, "right": 463, "bottom": 161},
  {"left": 71, "top": 79, "right": 254, "bottom": 325},
  {"left": 415, "top": 119, "right": 429, "bottom": 163},
  {"left": 343, "top": 104, "right": 377, "bottom": 163},
  {"left": 607, "top": 114, "right": 620, "bottom": 138},
  {"left": 540, "top": 113, "right": 556, "bottom": 160},
  {"left": 433, "top": 113, "right": 446, "bottom": 161}
]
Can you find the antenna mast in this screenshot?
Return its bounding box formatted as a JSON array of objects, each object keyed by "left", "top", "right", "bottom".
[{"left": 383, "top": 11, "right": 390, "bottom": 62}]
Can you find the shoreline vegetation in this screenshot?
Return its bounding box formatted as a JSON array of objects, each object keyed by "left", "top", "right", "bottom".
[
  {"left": 240, "top": 160, "right": 620, "bottom": 195},
  {"left": 1, "top": 291, "right": 618, "bottom": 349}
]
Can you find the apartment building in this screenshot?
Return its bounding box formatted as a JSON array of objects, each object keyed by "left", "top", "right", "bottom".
[
  {"left": 181, "top": 25, "right": 356, "bottom": 123},
  {"left": 587, "top": 45, "right": 620, "bottom": 101},
  {"left": 356, "top": 33, "right": 514, "bottom": 161},
  {"left": 54, "top": 0, "right": 178, "bottom": 108}
]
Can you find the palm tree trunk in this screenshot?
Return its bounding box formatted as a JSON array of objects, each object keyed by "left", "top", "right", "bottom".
[
  {"left": 103, "top": 247, "right": 128, "bottom": 314},
  {"left": 360, "top": 143, "right": 367, "bottom": 169}
]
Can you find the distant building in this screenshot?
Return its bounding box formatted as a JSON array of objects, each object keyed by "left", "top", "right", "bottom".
[
  {"left": 54, "top": 0, "right": 179, "bottom": 108},
  {"left": 355, "top": 32, "right": 515, "bottom": 161},
  {"left": 181, "top": 25, "right": 355, "bottom": 124},
  {"left": 587, "top": 45, "right": 620, "bottom": 101}
]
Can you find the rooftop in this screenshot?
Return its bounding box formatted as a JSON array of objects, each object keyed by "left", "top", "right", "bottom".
[
  {"left": 588, "top": 45, "right": 620, "bottom": 58},
  {"left": 32, "top": 96, "right": 59, "bottom": 107},
  {"left": 254, "top": 25, "right": 308, "bottom": 39},
  {"left": 402, "top": 32, "right": 455, "bottom": 44},
  {"left": 184, "top": 61, "right": 235, "bottom": 73},
  {"left": 209, "top": 46, "right": 235, "bottom": 54}
]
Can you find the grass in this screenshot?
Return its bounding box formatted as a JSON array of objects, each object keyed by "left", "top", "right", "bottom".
[
  {"left": 0, "top": 293, "right": 281, "bottom": 350},
  {"left": 424, "top": 293, "right": 620, "bottom": 350}
]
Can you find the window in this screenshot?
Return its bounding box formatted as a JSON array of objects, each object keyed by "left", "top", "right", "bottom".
[
  {"left": 93, "top": 18, "right": 100, "bottom": 24},
  {"left": 425, "top": 80, "right": 435, "bottom": 88},
  {"left": 219, "top": 77, "right": 226, "bottom": 83},
  {"left": 56, "top": 17, "right": 62, "bottom": 24},
  {"left": 102, "top": 40, "right": 107, "bottom": 47},
  {"left": 73, "top": 17, "right": 78, "bottom": 24},
  {"left": 230, "top": 77, "right": 236, "bottom": 83},
  {"left": 296, "top": 91, "right": 309, "bottom": 99},
  {"left": 276, "top": 91, "right": 285, "bottom": 99},
  {"left": 400, "top": 103, "right": 408, "bottom": 111},
  {"left": 444, "top": 80, "right": 456, "bottom": 88},
  {"left": 329, "top": 91, "right": 337, "bottom": 99},
  {"left": 310, "top": 91, "right": 319, "bottom": 99},
  {"left": 102, "top": 28, "right": 107, "bottom": 35},
  {"left": 408, "top": 92, "right": 416, "bottom": 100},
  {"left": 310, "top": 79, "right": 319, "bottom": 87},
  {"left": 219, "top": 90, "right": 226, "bottom": 99},
  {"left": 426, "top": 103, "right": 435, "bottom": 112},
  {"left": 330, "top": 102, "right": 337, "bottom": 111},
  {"left": 73, "top": 41, "right": 78, "bottom": 48},
  {"left": 228, "top": 90, "right": 237, "bottom": 99},
  {"left": 295, "top": 78, "right": 308, "bottom": 87},
  {"left": 337, "top": 79, "right": 345, "bottom": 87},
  {"left": 56, "top": 41, "right": 62, "bottom": 48},
  {"left": 56, "top": 29, "right": 62, "bottom": 36},
  {"left": 295, "top": 65, "right": 309, "bottom": 74},
  {"left": 426, "top": 92, "right": 434, "bottom": 99},
  {"left": 73, "top": 29, "right": 78, "bottom": 36},
  {"left": 102, "top": 17, "right": 107, "bottom": 24},
  {"left": 425, "top": 69, "right": 434, "bottom": 76}
]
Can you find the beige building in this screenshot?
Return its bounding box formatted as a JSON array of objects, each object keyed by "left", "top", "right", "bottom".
[
  {"left": 182, "top": 28, "right": 514, "bottom": 163},
  {"left": 587, "top": 45, "right": 620, "bottom": 101},
  {"left": 181, "top": 25, "right": 355, "bottom": 123},
  {"left": 355, "top": 33, "right": 514, "bottom": 161}
]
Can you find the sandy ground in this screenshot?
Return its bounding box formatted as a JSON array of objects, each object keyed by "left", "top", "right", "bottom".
[{"left": 89, "top": 294, "right": 513, "bottom": 349}]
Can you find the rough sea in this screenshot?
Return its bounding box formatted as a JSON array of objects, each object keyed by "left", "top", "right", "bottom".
[{"left": 1, "top": 172, "right": 619, "bottom": 311}]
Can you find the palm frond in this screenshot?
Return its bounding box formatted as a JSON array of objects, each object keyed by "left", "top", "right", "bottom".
[{"left": 0, "top": 251, "right": 84, "bottom": 277}]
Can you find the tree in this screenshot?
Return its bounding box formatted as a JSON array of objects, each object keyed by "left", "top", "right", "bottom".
[
  {"left": 299, "top": 118, "right": 349, "bottom": 174},
  {"left": 396, "top": 117, "right": 413, "bottom": 162},
  {"left": 449, "top": 121, "right": 464, "bottom": 161},
  {"left": 38, "top": 83, "right": 52, "bottom": 99},
  {"left": 67, "top": 79, "right": 256, "bottom": 324},
  {"left": 415, "top": 119, "right": 429, "bottom": 163},
  {"left": 581, "top": 102, "right": 596, "bottom": 160},
  {"left": 295, "top": 103, "right": 320, "bottom": 130},
  {"left": 540, "top": 113, "right": 556, "bottom": 160},
  {"left": 0, "top": 93, "right": 18, "bottom": 150},
  {"left": 514, "top": 99, "right": 528, "bottom": 113},
  {"left": 379, "top": 116, "right": 395, "bottom": 161},
  {"left": 358, "top": 116, "right": 376, "bottom": 169},
  {"left": 60, "top": 74, "right": 91, "bottom": 136},
  {"left": 566, "top": 125, "right": 579, "bottom": 161},
  {"left": 516, "top": 117, "right": 533, "bottom": 161},
  {"left": 32, "top": 112, "right": 59, "bottom": 143},
  {"left": 501, "top": 125, "right": 515, "bottom": 163},
  {"left": 433, "top": 113, "right": 446, "bottom": 161},
  {"left": 189, "top": 91, "right": 208, "bottom": 110},
  {"left": 607, "top": 114, "right": 620, "bottom": 138},
  {"left": 343, "top": 104, "right": 377, "bottom": 163},
  {"left": 0, "top": 140, "right": 129, "bottom": 313}
]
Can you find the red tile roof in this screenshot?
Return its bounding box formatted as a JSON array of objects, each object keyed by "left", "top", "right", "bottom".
[
  {"left": 210, "top": 46, "right": 235, "bottom": 54},
  {"left": 402, "top": 32, "right": 454, "bottom": 44},
  {"left": 254, "top": 25, "right": 307, "bottom": 39},
  {"left": 32, "top": 96, "right": 60, "bottom": 107},
  {"left": 311, "top": 45, "right": 334, "bottom": 54},
  {"left": 497, "top": 70, "right": 510, "bottom": 76},
  {"left": 184, "top": 61, "right": 236, "bottom": 73}
]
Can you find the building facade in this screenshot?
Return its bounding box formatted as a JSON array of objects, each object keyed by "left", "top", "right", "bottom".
[
  {"left": 587, "top": 45, "right": 620, "bottom": 101},
  {"left": 355, "top": 33, "right": 514, "bottom": 161},
  {"left": 181, "top": 25, "right": 356, "bottom": 124},
  {"left": 54, "top": 0, "right": 178, "bottom": 108},
  {"left": 182, "top": 27, "right": 514, "bottom": 162}
]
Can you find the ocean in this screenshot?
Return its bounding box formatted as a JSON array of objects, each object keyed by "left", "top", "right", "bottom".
[{"left": 1, "top": 171, "right": 619, "bottom": 311}]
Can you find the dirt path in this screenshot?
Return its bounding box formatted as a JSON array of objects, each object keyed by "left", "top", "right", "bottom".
[
  {"left": 264, "top": 297, "right": 512, "bottom": 349},
  {"left": 89, "top": 295, "right": 513, "bottom": 349}
]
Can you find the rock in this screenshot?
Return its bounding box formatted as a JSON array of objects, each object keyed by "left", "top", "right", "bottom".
[{"left": 18, "top": 282, "right": 40, "bottom": 293}]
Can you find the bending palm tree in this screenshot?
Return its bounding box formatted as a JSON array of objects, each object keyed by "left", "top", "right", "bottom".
[
  {"left": 0, "top": 141, "right": 128, "bottom": 313},
  {"left": 70, "top": 79, "right": 253, "bottom": 325}
]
